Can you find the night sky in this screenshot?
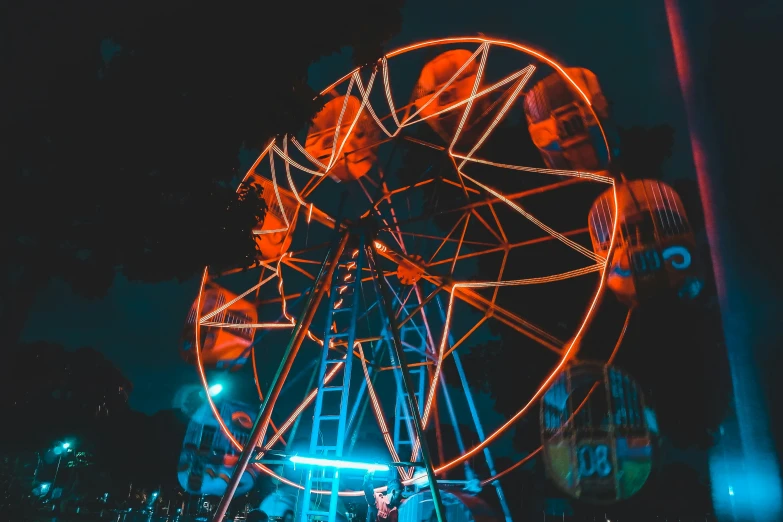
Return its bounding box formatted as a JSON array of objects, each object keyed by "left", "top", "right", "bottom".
[{"left": 21, "top": 1, "right": 692, "bottom": 424}]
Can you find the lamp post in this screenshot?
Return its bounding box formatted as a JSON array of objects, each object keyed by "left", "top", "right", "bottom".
[
  {"left": 32, "top": 452, "right": 42, "bottom": 490},
  {"left": 51, "top": 442, "right": 72, "bottom": 494}
]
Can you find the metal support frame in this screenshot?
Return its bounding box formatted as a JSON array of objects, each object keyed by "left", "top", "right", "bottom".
[
  {"left": 300, "top": 237, "right": 365, "bottom": 521},
  {"left": 435, "top": 293, "right": 513, "bottom": 522},
  {"left": 212, "top": 232, "right": 350, "bottom": 522},
  {"left": 214, "top": 227, "right": 518, "bottom": 522},
  {"left": 367, "top": 241, "right": 446, "bottom": 522}
]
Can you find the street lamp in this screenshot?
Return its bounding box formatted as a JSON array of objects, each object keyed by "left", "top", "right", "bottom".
[{"left": 51, "top": 441, "right": 74, "bottom": 494}]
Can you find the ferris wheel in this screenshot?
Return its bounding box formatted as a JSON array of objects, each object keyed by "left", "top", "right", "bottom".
[{"left": 178, "top": 37, "right": 699, "bottom": 522}]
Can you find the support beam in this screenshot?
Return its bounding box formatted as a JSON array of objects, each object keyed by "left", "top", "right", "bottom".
[
  {"left": 212, "top": 232, "right": 350, "bottom": 522},
  {"left": 367, "top": 243, "right": 446, "bottom": 522}
]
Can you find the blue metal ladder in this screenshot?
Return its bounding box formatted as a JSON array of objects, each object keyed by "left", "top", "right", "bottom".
[{"left": 299, "top": 241, "right": 363, "bottom": 521}]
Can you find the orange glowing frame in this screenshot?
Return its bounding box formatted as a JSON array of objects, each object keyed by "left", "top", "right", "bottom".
[{"left": 188, "top": 36, "right": 621, "bottom": 495}]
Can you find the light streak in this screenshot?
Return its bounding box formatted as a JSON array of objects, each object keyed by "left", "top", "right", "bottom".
[
  {"left": 289, "top": 455, "right": 390, "bottom": 472},
  {"left": 449, "top": 44, "right": 489, "bottom": 155},
  {"left": 269, "top": 149, "right": 290, "bottom": 229},
  {"left": 325, "top": 75, "right": 356, "bottom": 171},
  {"left": 456, "top": 66, "right": 536, "bottom": 169},
  {"left": 357, "top": 342, "right": 405, "bottom": 477},
  {"left": 452, "top": 154, "right": 613, "bottom": 183},
  {"left": 329, "top": 71, "right": 376, "bottom": 169},
  {"left": 198, "top": 271, "right": 278, "bottom": 323}
]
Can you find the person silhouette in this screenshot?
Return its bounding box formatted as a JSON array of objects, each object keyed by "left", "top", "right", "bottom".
[{"left": 362, "top": 471, "right": 403, "bottom": 522}]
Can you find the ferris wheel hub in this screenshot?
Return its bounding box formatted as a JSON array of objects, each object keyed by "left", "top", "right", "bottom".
[{"left": 397, "top": 254, "right": 426, "bottom": 285}]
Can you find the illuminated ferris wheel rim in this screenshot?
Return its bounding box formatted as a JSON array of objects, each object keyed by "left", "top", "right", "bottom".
[{"left": 190, "top": 35, "right": 622, "bottom": 497}]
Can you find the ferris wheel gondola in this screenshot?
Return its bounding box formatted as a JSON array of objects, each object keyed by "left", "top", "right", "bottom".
[
  {"left": 182, "top": 284, "right": 258, "bottom": 371},
  {"left": 524, "top": 67, "right": 618, "bottom": 172},
  {"left": 588, "top": 179, "right": 703, "bottom": 306}
]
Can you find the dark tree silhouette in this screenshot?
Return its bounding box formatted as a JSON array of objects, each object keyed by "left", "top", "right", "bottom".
[
  {"left": 4, "top": 0, "right": 404, "bottom": 346},
  {"left": 0, "top": 342, "right": 187, "bottom": 507},
  {"left": 616, "top": 125, "right": 676, "bottom": 180},
  {"left": 96, "top": 408, "right": 187, "bottom": 495},
  {"left": 0, "top": 342, "right": 133, "bottom": 452}
]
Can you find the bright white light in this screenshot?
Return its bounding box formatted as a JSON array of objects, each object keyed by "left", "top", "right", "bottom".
[
  {"left": 289, "top": 455, "right": 389, "bottom": 472},
  {"left": 410, "top": 472, "right": 429, "bottom": 485},
  {"left": 62, "top": 443, "right": 70, "bottom": 450},
  {"left": 728, "top": 486, "right": 735, "bottom": 496},
  {"left": 207, "top": 384, "right": 223, "bottom": 397}
]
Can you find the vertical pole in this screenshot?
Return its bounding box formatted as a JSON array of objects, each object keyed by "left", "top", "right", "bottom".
[
  {"left": 367, "top": 242, "right": 446, "bottom": 522},
  {"left": 32, "top": 452, "right": 41, "bottom": 489},
  {"left": 438, "top": 376, "right": 474, "bottom": 479},
  {"left": 664, "top": 1, "right": 782, "bottom": 521},
  {"left": 412, "top": 284, "right": 445, "bottom": 474},
  {"left": 212, "top": 231, "right": 350, "bottom": 522},
  {"left": 453, "top": 351, "right": 514, "bottom": 521},
  {"left": 51, "top": 454, "right": 63, "bottom": 493},
  {"left": 428, "top": 366, "right": 446, "bottom": 470}
]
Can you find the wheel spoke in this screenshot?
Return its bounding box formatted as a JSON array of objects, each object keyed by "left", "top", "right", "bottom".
[
  {"left": 377, "top": 177, "right": 588, "bottom": 232},
  {"left": 426, "top": 227, "right": 590, "bottom": 268},
  {"left": 470, "top": 208, "right": 504, "bottom": 245},
  {"left": 451, "top": 212, "right": 471, "bottom": 274},
  {"left": 487, "top": 201, "right": 508, "bottom": 243},
  {"left": 443, "top": 316, "right": 488, "bottom": 359},
  {"left": 459, "top": 171, "right": 605, "bottom": 263},
  {"left": 281, "top": 257, "right": 317, "bottom": 280},
  {"left": 376, "top": 241, "right": 568, "bottom": 354}
]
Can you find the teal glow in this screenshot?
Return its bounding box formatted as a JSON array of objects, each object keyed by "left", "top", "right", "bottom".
[
  {"left": 710, "top": 447, "right": 782, "bottom": 521},
  {"left": 289, "top": 455, "right": 389, "bottom": 472}
]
